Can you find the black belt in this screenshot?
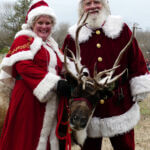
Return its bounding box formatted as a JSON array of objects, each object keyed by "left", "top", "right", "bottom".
[{"left": 16, "top": 74, "right": 22, "bottom": 80}]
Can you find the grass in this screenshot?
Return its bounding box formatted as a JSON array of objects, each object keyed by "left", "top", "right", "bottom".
[
  {"left": 0, "top": 106, "right": 7, "bottom": 135},
  {"left": 140, "top": 98, "right": 150, "bottom": 115}
]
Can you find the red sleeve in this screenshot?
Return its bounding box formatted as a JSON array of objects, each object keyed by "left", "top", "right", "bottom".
[
  {"left": 15, "top": 60, "right": 60, "bottom": 102},
  {"left": 61, "top": 34, "right": 76, "bottom": 57},
  {"left": 124, "top": 24, "right": 148, "bottom": 78}
]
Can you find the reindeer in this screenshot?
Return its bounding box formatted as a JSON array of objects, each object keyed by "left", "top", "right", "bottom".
[{"left": 58, "top": 13, "right": 136, "bottom": 150}]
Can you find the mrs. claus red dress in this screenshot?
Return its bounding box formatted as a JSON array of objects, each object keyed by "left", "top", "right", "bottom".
[{"left": 0, "top": 29, "right": 74, "bottom": 150}]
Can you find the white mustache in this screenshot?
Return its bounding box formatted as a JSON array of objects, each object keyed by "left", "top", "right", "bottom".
[{"left": 88, "top": 8, "right": 100, "bottom": 13}]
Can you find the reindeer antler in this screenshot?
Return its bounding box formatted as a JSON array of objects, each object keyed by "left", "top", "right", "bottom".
[
  {"left": 64, "top": 13, "right": 89, "bottom": 88},
  {"left": 64, "top": 13, "right": 136, "bottom": 93}
]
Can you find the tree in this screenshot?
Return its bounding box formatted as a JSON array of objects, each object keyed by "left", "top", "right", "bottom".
[
  {"left": 52, "top": 23, "right": 70, "bottom": 48},
  {"left": 0, "top": 0, "right": 31, "bottom": 52},
  {"left": 136, "top": 30, "right": 150, "bottom": 61}
]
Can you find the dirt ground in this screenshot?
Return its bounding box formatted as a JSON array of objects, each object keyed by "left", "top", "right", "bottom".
[{"left": 102, "top": 97, "right": 150, "bottom": 150}]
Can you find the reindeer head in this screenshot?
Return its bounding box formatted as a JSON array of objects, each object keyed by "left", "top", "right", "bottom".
[{"left": 64, "top": 13, "right": 136, "bottom": 131}]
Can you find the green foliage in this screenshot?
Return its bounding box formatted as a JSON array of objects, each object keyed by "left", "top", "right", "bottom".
[
  {"left": 3, "top": 0, "right": 31, "bottom": 33},
  {"left": 0, "top": 47, "right": 9, "bottom": 54},
  {"left": 0, "top": 0, "right": 31, "bottom": 49}
]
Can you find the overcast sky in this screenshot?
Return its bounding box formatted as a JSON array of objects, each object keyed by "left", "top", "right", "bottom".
[{"left": 2, "top": 0, "right": 150, "bottom": 31}]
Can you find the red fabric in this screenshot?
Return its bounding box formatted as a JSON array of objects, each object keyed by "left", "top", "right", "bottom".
[
  {"left": 0, "top": 81, "right": 45, "bottom": 150},
  {"left": 0, "top": 35, "right": 63, "bottom": 150},
  {"left": 6, "top": 35, "right": 34, "bottom": 57},
  {"left": 26, "top": 0, "right": 49, "bottom": 22},
  {"left": 62, "top": 23, "right": 148, "bottom": 118},
  {"left": 56, "top": 97, "right": 71, "bottom": 150},
  {"left": 82, "top": 129, "right": 135, "bottom": 150},
  {"left": 110, "top": 129, "right": 135, "bottom": 150},
  {"left": 13, "top": 48, "right": 50, "bottom": 91}
]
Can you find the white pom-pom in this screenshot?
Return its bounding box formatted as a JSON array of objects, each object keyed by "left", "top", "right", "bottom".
[{"left": 21, "top": 24, "right": 29, "bottom": 30}]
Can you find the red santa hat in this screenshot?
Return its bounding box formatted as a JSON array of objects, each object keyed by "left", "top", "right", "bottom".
[
  {"left": 22, "top": 0, "right": 56, "bottom": 30},
  {"left": 78, "top": 0, "right": 110, "bottom": 16}
]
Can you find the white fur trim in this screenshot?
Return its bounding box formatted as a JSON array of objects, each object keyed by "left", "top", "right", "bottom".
[
  {"left": 27, "top": 6, "right": 56, "bottom": 27},
  {"left": 50, "top": 118, "right": 59, "bottom": 150},
  {"left": 76, "top": 128, "right": 87, "bottom": 146},
  {"left": 33, "top": 72, "right": 60, "bottom": 102},
  {"left": 0, "top": 51, "right": 33, "bottom": 88},
  {"left": 0, "top": 30, "right": 43, "bottom": 88},
  {"left": 102, "top": 15, "right": 124, "bottom": 39},
  {"left": 15, "top": 30, "right": 43, "bottom": 56},
  {"left": 46, "top": 37, "right": 79, "bottom": 76},
  {"left": 0, "top": 51, "right": 32, "bottom": 73},
  {"left": 36, "top": 92, "right": 59, "bottom": 150},
  {"left": 130, "top": 74, "right": 150, "bottom": 96},
  {"left": 15, "top": 29, "right": 36, "bottom": 38},
  {"left": 69, "top": 15, "right": 124, "bottom": 43},
  {"left": 0, "top": 51, "right": 33, "bottom": 89},
  {"left": 43, "top": 44, "right": 57, "bottom": 74},
  {"left": 87, "top": 103, "right": 140, "bottom": 137},
  {"left": 15, "top": 30, "right": 64, "bottom": 65},
  {"left": 47, "top": 37, "right": 64, "bottom": 62},
  {"left": 69, "top": 24, "right": 92, "bottom": 44}
]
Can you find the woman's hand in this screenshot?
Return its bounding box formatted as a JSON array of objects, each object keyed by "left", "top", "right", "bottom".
[{"left": 57, "top": 80, "right": 71, "bottom": 98}]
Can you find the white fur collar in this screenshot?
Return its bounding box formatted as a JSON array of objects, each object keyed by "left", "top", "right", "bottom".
[
  {"left": 69, "top": 15, "right": 124, "bottom": 43},
  {"left": 15, "top": 29, "right": 64, "bottom": 62},
  {"left": 15, "top": 29, "right": 38, "bottom": 39},
  {"left": 0, "top": 29, "right": 64, "bottom": 88}
]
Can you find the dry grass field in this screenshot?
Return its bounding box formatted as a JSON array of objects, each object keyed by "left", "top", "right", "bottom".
[{"left": 0, "top": 83, "right": 10, "bottom": 135}]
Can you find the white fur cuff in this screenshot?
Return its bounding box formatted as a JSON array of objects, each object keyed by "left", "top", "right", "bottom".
[
  {"left": 130, "top": 74, "right": 150, "bottom": 96},
  {"left": 33, "top": 72, "right": 60, "bottom": 102}
]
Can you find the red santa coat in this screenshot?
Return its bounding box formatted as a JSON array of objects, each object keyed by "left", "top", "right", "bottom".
[
  {"left": 62, "top": 15, "right": 150, "bottom": 137},
  {"left": 0, "top": 29, "right": 75, "bottom": 150}
]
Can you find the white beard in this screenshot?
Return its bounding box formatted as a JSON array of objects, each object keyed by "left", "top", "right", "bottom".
[{"left": 85, "top": 8, "right": 109, "bottom": 29}]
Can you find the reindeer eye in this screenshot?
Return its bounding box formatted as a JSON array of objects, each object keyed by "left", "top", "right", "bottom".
[{"left": 73, "top": 115, "right": 78, "bottom": 121}]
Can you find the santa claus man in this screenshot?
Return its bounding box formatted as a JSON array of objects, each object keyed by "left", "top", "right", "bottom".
[{"left": 62, "top": 0, "right": 150, "bottom": 149}]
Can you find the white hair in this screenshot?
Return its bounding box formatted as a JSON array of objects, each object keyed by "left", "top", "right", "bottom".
[
  {"left": 78, "top": 0, "right": 111, "bottom": 17},
  {"left": 78, "top": 0, "right": 111, "bottom": 29}
]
